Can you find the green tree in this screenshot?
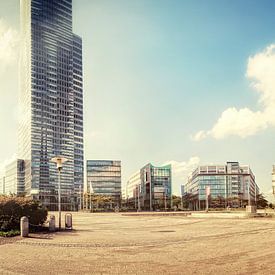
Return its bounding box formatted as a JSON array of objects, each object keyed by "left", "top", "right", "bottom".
[
  {"left": 181, "top": 193, "right": 192, "bottom": 209},
  {"left": 256, "top": 193, "right": 268, "bottom": 208},
  {"left": 172, "top": 195, "right": 182, "bottom": 209},
  {"left": 0, "top": 196, "right": 47, "bottom": 232}
]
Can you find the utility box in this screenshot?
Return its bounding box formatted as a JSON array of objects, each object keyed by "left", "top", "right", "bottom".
[
  {"left": 20, "top": 216, "right": 29, "bottom": 237},
  {"left": 49, "top": 215, "right": 56, "bottom": 232},
  {"left": 65, "top": 213, "right": 72, "bottom": 230}
]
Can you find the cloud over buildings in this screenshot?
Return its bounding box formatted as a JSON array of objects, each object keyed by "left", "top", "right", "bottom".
[
  {"left": 164, "top": 156, "right": 200, "bottom": 195},
  {"left": 192, "top": 44, "right": 275, "bottom": 141}
]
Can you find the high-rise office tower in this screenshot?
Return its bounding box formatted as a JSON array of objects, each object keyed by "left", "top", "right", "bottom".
[{"left": 19, "top": 0, "right": 84, "bottom": 210}]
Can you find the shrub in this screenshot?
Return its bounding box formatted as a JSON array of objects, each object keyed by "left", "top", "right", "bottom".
[
  {"left": 0, "top": 196, "right": 48, "bottom": 232},
  {"left": 0, "top": 229, "right": 20, "bottom": 237}
]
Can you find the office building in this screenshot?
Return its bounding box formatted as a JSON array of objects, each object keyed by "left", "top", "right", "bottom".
[
  {"left": 87, "top": 160, "right": 121, "bottom": 205},
  {"left": 0, "top": 177, "right": 5, "bottom": 195},
  {"left": 125, "top": 170, "right": 141, "bottom": 208},
  {"left": 272, "top": 165, "right": 275, "bottom": 196},
  {"left": 19, "top": 0, "right": 84, "bottom": 210},
  {"left": 185, "top": 162, "right": 259, "bottom": 210},
  {"left": 121, "top": 185, "right": 127, "bottom": 200},
  {"left": 2, "top": 159, "right": 25, "bottom": 196},
  {"left": 126, "top": 163, "right": 172, "bottom": 210}
]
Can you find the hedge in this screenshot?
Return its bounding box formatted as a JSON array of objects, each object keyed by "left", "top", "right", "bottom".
[{"left": 0, "top": 196, "right": 48, "bottom": 232}]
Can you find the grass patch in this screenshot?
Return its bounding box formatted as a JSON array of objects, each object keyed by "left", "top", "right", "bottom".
[{"left": 0, "top": 230, "right": 20, "bottom": 237}]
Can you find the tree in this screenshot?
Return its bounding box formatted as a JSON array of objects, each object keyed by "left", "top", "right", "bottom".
[
  {"left": 256, "top": 193, "right": 268, "bottom": 208},
  {"left": 209, "top": 195, "right": 226, "bottom": 208},
  {"left": 0, "top": 196, "right": 47, "bottom": 232},
  {"left": 172, "top": 195, "right": 182, "bottom": 209},
  {"left": 181, "top": 193, "right": 193, "bottom": 209}
]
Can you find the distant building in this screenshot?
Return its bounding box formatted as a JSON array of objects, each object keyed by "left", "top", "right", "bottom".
[
  {"left": 126, "top": 170, "right": 141, "bottom": 208},
  {"left": 272, "top": 165, "right": 275, "bottom": 195},
  {"left": 87, "top": 160, "right": 121, "bottom": 205},
  {"left": 185, "top": 162, "right": 259, "bottom": 210},
  {"left": 2, "top": 160, "right": 25, "bottom": 195},
  {"left": 0, "top": 176, "right": 5, "bottom": 195},
  {"left": 181, "top": 184, "right": 185, "bottom": 196},
  {"left": 126, "top": 163, "right": 172, "bottom": 211},
  {"left": 121, "top": 185, "right": 127, "bottom": 200}
]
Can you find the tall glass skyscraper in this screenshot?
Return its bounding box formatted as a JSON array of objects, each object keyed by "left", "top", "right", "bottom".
[{"left": 19, "top": 0, "right": 84, "bottom": 210}]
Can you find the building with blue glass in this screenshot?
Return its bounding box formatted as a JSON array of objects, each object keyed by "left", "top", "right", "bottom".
[
  {"left": 126, "top": 163, "right": 172, "bottom": 211},
  {"left": 2, "top": 159, "right": 25, "bottom": 196},
  {"left": 19, "top": 0, "right": 84, "bottom": 210},
  {"left": 87, "top": 160, "right": 121, "bottom": 205},
  {"left": 185, "top": 162, "right": 259, "bottom": 210}
]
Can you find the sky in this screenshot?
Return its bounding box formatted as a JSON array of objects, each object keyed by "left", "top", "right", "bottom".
[{"left": 1, "top": 0, "right": 275, "bottom": 199}]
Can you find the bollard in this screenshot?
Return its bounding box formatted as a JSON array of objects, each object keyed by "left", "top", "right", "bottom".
[
  {"left": 20, "top": 216, "right": 29, "bottom": 237},
  {"left": 49, "top": 215, "right": 56, "bottom": 232},
  {"left": 65, "top": 213, "right": 72, "bottom": 230}
]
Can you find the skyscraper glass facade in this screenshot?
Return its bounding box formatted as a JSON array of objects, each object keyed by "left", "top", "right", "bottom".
[
  {"left": 1, "top": 160, "right": 25, "bottom": 195},
  {"left": 125, "top": 163, "right": 172, "bottom": 210},
  {"left": 19, "top": 0, "right": 84, "bottom": 210},
  {"left": 185, "top": 162, "right": 259, "bottom": 210},
  {"left": 87, "top": 160, "right": 121, "bottom": 204}
]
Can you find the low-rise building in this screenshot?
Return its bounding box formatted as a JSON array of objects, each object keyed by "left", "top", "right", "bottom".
[
  {"left": 127, "top": 163, "right": 172, "bottom": 210},
  {"left": 0, "top": 176, "right": 5, "bottom": 195},
  {"left": 272, "top": 165, "right": 275, "bottom": 195},
  {"left": 125, "top": 170, "right": 141, "bottom": 208},
  {"left": 86, "top": 160, "right": 121, "bottom": 205},
  {"left": 2, "top": 159, "right": 25, "bottom": 196},
  {"left": 185, "top": 162, "right": 259, "bottom": 210}
]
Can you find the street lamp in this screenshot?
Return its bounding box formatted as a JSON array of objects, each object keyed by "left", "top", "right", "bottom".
[
  {"left": 272, "top": 165, "right": 275, "bottom": 206},
  {"left": 89, "top": 180, "right": 93, "bottom": 211},
  {"left": 51, "top": 156, "right": 68, "bottom": 230}
]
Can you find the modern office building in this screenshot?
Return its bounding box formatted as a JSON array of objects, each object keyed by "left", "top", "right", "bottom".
[
  {"left": 126, "top": 163, "right": 172, "bottom": 211},
  {"left": 272, "top": 165, "right": 275, "bottom": 196},
  {"left": 0, "top": 177, "right": 5, "bottom": 195},
  {"left": 121, "top": 185, "right": 127, "bottom": 200},
  {"left": 2, "top": 159, "right": 25, "bottom": 196},
  {"left": 125, "top": 170, "right": 141, "bottom": 208},
  {"left": 185, "top": 162, "right": 259, "bottom": 210},
  {"left": 87, "top": 160, "right": 121, "bottom": 205},
  {"left": 19, "top": 0, "right": 84, "bottom": 210}
]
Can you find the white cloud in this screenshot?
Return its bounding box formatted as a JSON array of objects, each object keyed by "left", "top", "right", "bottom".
[
  {"left": 163, "top": 156, "right": 200, "bottom": 195},
  {"left": 0, "top": 19, "right": 19, "bottom": 68},
  {"left": 192, "top": 130, "right": 208, "bottom": 142},
  {"left": 192, "top": 44, "right": 275, "bottom": 141}
]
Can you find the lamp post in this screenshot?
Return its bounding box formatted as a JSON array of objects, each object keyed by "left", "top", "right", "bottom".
[
  {"left": 89, "top": 180, "right": 92, "bottom": 211},
  {"left": 51, "top": 156, "right": 68, "bottom": 230},
  {"left": 137, "top": 184, "right": 141, "bottom": 212},
  {"left": 272, "top": 166, "right": 275, "bottom": 207}
]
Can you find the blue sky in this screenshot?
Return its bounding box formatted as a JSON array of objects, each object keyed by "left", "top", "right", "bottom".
[{"left": 1, "top": 0, "right": 275, "bottom": 198}]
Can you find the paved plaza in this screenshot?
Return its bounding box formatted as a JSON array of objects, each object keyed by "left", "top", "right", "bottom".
[{"left": 1, "top": 212, "right": 275, "bottom": 274}]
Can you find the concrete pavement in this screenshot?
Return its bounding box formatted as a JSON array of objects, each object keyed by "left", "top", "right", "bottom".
[{"left": 1, "top": 212, "right": 275, "bottom": 274}]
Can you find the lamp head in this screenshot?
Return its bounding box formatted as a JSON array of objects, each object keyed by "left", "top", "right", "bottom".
[{"left": 51, "top": 156, "right": 68, "bottom": 171}]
